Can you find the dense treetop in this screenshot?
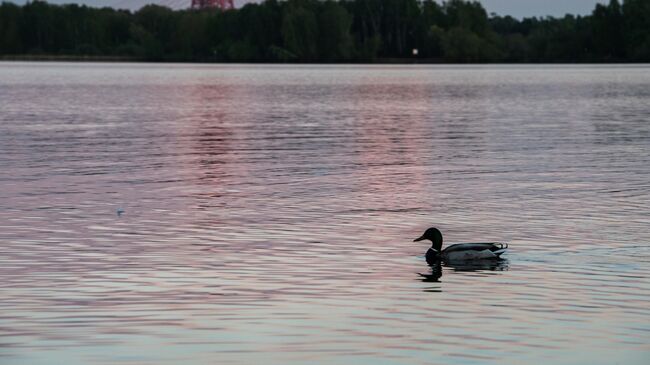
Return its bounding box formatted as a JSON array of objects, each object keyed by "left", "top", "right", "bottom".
[{"left": 1, "top": 0, "right": 648, "bottom": 62}]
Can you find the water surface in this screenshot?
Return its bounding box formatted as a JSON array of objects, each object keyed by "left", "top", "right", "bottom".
[{"left": 1, "top": 63, "right": 649, "bottom": 364}]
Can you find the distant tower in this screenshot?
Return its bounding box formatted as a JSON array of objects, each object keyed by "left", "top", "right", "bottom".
[{"left": 191, "top": 0, "right": 234, "bottom": 10}]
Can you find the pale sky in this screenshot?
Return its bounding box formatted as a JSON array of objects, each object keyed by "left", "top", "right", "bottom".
[{"left": 9, "top": 0, "right": 608, "bottom": 18}]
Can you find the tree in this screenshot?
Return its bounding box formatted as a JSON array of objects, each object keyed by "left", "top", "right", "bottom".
[
  {"left": 416, "top": 0, "right": 445, "bottom": 58},
  {"left": 172, "top": 11, "right": 211, "bottom": 59},
  {"left": 445, "top": 0, "right": 489, "bottom": 34},
  {"left": 1, "top": 0, "right": 648, "bottom": 63},
  {"left": 135, "top": 4, "right": 176, "bottom": 57},
  {"left": 591, "top": 0, "right": 624, "bottom": 60},
  {"left": 318, "top": 1, "right": 353, "bottom": 60},
  {"left": 0, "top": 2, "right": 22, "bottom": 54},
  {"left": 282, "top": 3, "right": 319, "bottom": 60},
  {"left": 622, "top": 0, "right": 650, "bottom": 60},
  {"left": 442, "top": 27, "right": 483, "bottom": 62}
]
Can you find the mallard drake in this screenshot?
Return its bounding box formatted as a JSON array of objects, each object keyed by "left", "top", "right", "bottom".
[{"left": 414, "top": 227, "right": 508, "bottom": 265}]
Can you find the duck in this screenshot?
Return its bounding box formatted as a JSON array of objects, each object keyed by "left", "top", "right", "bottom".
[{"left": 414, "top": 227, "right": 508, "bottom": 265}]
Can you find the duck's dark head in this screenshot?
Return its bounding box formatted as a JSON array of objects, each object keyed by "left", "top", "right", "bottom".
[{"left": 414, "top": 227, "right": 443, "bottom": 251}]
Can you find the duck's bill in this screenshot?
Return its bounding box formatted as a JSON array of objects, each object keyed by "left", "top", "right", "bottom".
[{"left": 413, "top": 235, "right": 425, "bottom": 242}]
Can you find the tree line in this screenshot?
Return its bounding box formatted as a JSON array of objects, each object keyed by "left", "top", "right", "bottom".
[{"left": 1, "top": 0, "right": 649, "bottom": 62}]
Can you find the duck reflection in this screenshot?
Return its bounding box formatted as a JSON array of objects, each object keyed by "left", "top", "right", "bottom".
[
  {"left": 418, "top": 261, "right": 443, "bottom": 282},
  {"left": 446, "top": 258, "right": 510, "bottom": 272},
  {"left": 418, "top": 258, "right": 510, "bottom": 284}
]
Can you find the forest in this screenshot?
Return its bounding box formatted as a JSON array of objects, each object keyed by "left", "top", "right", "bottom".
[{"left": 0, "top": 0, "right": 649, "bottom": 62}]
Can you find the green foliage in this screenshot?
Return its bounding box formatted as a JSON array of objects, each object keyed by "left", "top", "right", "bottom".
[
  {"left": 0, "top": 0, "right": 647, "bottom": 62},
  {"left": 444, "top": 0, "right": 489, "bottom": 34},
  {"left": 318, "top": 1, "right": 353, "bottom": 60},
  {"left": 282, "top": 3, "right": 319, "bottom": 60},
  {"left": 442, "top": 27, "right": 499, "bottom": 62},
  {"left": 622, "top": 0, "right": 650, "bottom": 60},
  {"left": 0, "top": 2, "right": 22, "bottom": 53},
  {"left": 591, "top": 0, "right": 624, "bottom": 60}
]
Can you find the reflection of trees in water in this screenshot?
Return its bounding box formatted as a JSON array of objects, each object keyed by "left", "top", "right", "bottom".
[
  {"left": 588, "top": 82, "right": 650, "bottom": 146},
  {"left": 188, "top": 83, "right": 236, "bottom": 188},
  {"left": 194, "top": 122, "right": 232, "bottom": 184},
  {"left": 349, "top": 82, "right": 430, "bottom": 205},
  {"left": 593, "top": 120, "right": 649, "bottom": 145}
]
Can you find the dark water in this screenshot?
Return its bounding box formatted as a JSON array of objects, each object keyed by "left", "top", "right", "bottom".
[{"left": 1, "top": 63, "right": 649, "bottom": 364}]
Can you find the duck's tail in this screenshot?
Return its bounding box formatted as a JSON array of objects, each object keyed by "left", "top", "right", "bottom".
[{"left": 492, "top": 242, "right": 508, "bottom": 256}]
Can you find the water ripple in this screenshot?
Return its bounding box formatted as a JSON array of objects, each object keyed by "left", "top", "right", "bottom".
[{"left": 1, "top": 63, "right": 649, "bottom": 365}]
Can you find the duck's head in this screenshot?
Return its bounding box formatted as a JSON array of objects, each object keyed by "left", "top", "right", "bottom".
[{"left": 414, "top": 227, "right": 443, "bottom": 251}]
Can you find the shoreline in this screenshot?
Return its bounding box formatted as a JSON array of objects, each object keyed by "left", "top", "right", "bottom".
[{"left": 0, "top": 55, "right": 640, "bottom": 65}]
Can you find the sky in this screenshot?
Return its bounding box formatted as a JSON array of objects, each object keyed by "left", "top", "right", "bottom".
[{"left": 9, "top": 0, "right": 608, "bottom": 18}]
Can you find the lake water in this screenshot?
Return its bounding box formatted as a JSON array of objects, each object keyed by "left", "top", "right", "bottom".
[{"left": 1, "top": 63, "right": 649, "bottom": 365}]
